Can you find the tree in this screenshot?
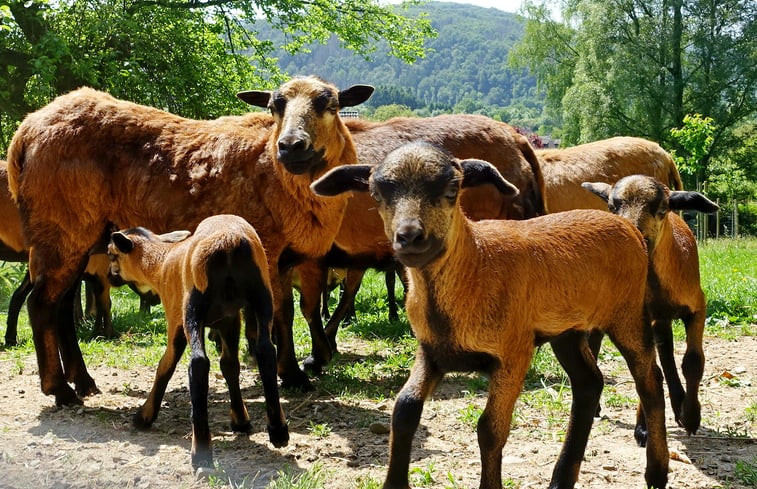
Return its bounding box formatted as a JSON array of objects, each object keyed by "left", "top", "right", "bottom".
[
  {"left": 510, "top": 0, "right": 757, "bottom": 160},
  {"left": 0, "top": 0, "right": 434, "bottom": 154}
]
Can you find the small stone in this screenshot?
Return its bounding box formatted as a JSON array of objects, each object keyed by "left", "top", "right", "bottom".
[
  {"left": 369, "top": 422, "right": 390, "bottom": 435},
  {"left": 195, "top": 466, "right": 218, "bottom": 481}
]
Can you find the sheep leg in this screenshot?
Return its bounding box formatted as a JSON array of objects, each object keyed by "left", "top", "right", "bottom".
[
  {"left": 548, "top": 331, "right": 604, "bottom": 489},
  {"left": 608, "top": 323, "right": 669, "bottom": 489},
  {"left": 27, "top": 278, "right": 84, "bottom": 406},
  {"left": 586, "top": 329, "right": 604, "bottom": 417},
  {"left": 651, "top": 317, "right": 684, "bottom": 425},
  {"left": 270, "top": 269, "right": 313, "bottom": 391},
  {"left": 5, "top": 269, "right": 33, "bottom": 346},
  {"left": 299, "top": 262, "right": 333, "bottom": 375},
  {"left": 679, "top": 309, "right": 704, "bottom": 435},
  {"left": 245, "top": 291, "right": 289, "bottom": 448},
  {"left": 324, "top": 268, "right": 365, "bottom": 351},
  {"left": 478, "top": 354, "right": 531, "bottom": 489},
  {"left": 84, "top": 274, "right": 115, "bottom": 339},
  {"left": 216, "top": 317, "right": 251, "bottom": 433},
  {"left": 185, "top": 290, "right": 213, "bottom": 468},
  {"left": 134, "top": 314, "right": 188, "bottom": 429},
  {"left": 384, "top": 347, "right": 443, "bottom": 489},
  {"left": 57, "top": 283, "right": 100, "bottom": 398}
]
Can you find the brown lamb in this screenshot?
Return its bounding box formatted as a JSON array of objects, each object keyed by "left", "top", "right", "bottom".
[
  {"left": 312, "top": 141, "right": 668, "bottom": 489},
  {"left": 538, "top": 136, "right": 683, "bottom": 212},
  {"left": 583, "top": 175, "right": 719, "bottom": 444},
  {"left": 295, "top": 114, "right": 548, "bottom": 373},
  {"left": 7, "top": 76, "right": 373, "bottom": 405},
  {"left": 107, "top": 214, "right": 288, "bottom": 468}
]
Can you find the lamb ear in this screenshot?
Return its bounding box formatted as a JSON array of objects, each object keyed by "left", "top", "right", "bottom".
[
  {"left": 460, "top": 159, "right": 519, "bottom": 197},
  {"left": 237, "top": 90, "right": 272, "bottom": 108},
  {"left": 338, "top": 85, "right": 375, "bottom": 107},
  {"left": 582, "top": 182, "right": 612, "bottom": 203},
  {"left": 158, "top": 230, "right": 192, "bottom": 243},
  {"left": 311, "top": 164, "right": 372, "bottom": 196},
  {"left": 111, "top": 232, "right": 134, "bottom": 254},
  {"left": 669, "top": 191, "right": 720, "bottom": 213}
]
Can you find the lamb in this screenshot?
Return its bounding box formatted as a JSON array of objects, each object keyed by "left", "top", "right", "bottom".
[
  {"left": 311, "top": 142, "right": 668, "bottom": 489},
  {"left": 107, "top": 214, "right": 288, "bottom": 467},
  {"left": 7, "top": 76, "right": 373, "bottom": 405},
  {"left": 583, "top": 175, "right": 719, "bottom": 443},
  {"left": 297, "top": 114, "right": 548, "bottom": 372},
  {"left": 537, "top": 136, "right": 682, "bottom": 212}
]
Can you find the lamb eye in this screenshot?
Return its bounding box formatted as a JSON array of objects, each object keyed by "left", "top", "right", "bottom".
[
  {"left": 444, "top": 185, "right": 458, "bottom": 201},
  {"left": 371, "top": 191, "right": 382, "bottom": 203}
]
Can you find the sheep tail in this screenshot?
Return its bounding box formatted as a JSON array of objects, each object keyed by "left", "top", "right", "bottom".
[
  {"left": 665, "top": 151, "right": 684, "bottom": 191},
  {"left": 517, "top": 135, "right": 549, "bottom": 215},
  {"left": 6, "top": 127, "right": 26, "bottom": 203}
]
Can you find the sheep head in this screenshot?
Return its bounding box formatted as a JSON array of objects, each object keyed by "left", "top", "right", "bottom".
[
  {"left": 238, "top": 76, "right": 373, "bottom": 176},
  {"left": 311, "top": 141, "right": 518, "bottom": 268},
  {"left": 107, "top": 227, "right": 191, "bottom": 288},
  {"left": 582, "top": 174, "right": 718, "bottom": 248}
]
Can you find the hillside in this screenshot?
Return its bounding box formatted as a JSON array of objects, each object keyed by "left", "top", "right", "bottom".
[{"left": 252, "top": 2, "right": 541, "bottom": 114}]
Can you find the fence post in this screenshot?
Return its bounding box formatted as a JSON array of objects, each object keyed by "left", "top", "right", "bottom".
[
  {"left": 733, "top": 199, "right": 739, "bottom": 238},
  {"left": 715, "top": 198, "right": 720, "bottom": 239}
]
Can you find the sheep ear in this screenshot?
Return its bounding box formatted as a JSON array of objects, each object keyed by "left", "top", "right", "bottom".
[
  {"left": 581, "top": 182, "right": 612, "bottom": 203},
  {"left": 157, "top": 230, "right": 191, "bottom": 243},
  {"left": 669, "top": 191, "right": 719, "bottom": 213},
  {"left": 237, "top": 90, "right": 271, "bottom": 108},
  {"left": 460, "top": 159, "right": 519, "bottom": 197},
  {"left": 338, "top": 85, "right": 374, "bottom": 107},
  {"left": 111, "top": 232, "right": 134, "bottom": 254},
  {"left": 311, "top": 164, "right": 372, "bottom": 196}
]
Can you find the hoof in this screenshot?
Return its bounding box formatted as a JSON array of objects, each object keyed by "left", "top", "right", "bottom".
[
  {"left": 302, "top": 356, "right": 324, "bottom": 376},
  {"left": 75, "top": 378, "right": 101, "bottom": 398},
  {"left": 54, "top": 385, "right": 83, "bottom": 407},
  {"left": 191, "top": 449, "right": 213, "bottom": 470},
  {"left": 132, "top": 412, "right": 154, "bottom": 430},
  {"left": 230, "top": 420, "right": 252, "bottom": 434},
  {"left": 634, "top": 424, "right": 648, "bottom": 448},
  {"left": 280, "top": 370, "right": 315, "bottom": 392},
  {"left": 268, "top": 423, "right": 290, "bottom": 448},
  {"left": 679, "top": 399, "right": 701, "bottom": 435}
]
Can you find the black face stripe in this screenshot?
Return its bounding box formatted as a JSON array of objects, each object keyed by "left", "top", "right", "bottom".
[
  {"left": 313, "top": 89, "right": 337, "bottom": 113},
  {"left": 270, "top": 92, "right": 287, "bottom": 113}
]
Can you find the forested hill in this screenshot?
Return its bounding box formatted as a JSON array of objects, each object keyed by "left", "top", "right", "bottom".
[{"left": 254, "top": 2, "right": 539, "bottom": 114}]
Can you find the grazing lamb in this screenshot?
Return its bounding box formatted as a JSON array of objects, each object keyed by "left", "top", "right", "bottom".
[
  {"left": 7, "top": 76, "right": 373, "bottom": 405},
  {"left": 538, "top": 136, "right": 682, "bottom": 212},
  {"left": 583, "top": 175, "right": 719, "bottom": 443},
  {"left": 312, "top": 142, "right": 668, "bottom": 489},
  {"left": 108, "top": 214, "right": 288, "bottom": 467},
  {"left": 297, "top": 114, "right": 548, "bottom": 372}
]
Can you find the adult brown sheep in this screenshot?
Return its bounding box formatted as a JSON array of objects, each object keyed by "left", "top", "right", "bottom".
[
  {"left": 537, "top": 136, "right": 682, "bottom": 212},
  {"left": 296, "top": 114, "right": 548, "bottom": 373},
  {"left": 312, "top": 142, "right": 668, "bottom": 489},
  {"left": 7, "top": 76, "right": 374, "bottom": 405}
]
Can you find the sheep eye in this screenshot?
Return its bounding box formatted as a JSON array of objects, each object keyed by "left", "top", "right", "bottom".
[
  {"left": 444, "top": 185, "right": 458, "bottom": 201},
  {"left": 271, "top": 96, "right": 286, "bottom": 114},
  {"left": 370, "top": 191, "right": 383, "bottom": 204}
]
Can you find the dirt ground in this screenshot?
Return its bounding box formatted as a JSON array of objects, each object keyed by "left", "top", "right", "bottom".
[{"left": 1, "top": 334, "right": 755, "bottom": 489}]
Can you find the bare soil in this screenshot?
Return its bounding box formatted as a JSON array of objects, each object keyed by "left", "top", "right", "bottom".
[{"left": 1, "top": 334, "right": 755, "bottom": 489}]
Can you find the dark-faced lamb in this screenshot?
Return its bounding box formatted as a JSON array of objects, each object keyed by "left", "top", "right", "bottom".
[
  {"left": 583, "top": 174, "right": 719, "bottom": 443},
  {"left": 107, "top": 214, "right": 288, "bottom": 467},
  {"left": 7, "top": 76, "right": 373, "bottom": 405},
  {"left": 312, "top": 142, "right": 669, "bottom": 489}
]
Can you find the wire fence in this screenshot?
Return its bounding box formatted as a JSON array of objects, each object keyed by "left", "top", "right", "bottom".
[{"left": 686, "top": 199, "right": 757, "bottom": 240}]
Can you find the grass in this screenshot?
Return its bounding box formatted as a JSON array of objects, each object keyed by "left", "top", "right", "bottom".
[{"left": 0, "top": 237, "right": 755, "bottom": 488}]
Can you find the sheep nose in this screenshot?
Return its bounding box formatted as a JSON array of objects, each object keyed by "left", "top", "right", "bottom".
[
  {"left": 395, "top": 221, "right": 425, "bottom": 250},
  {"left": 278, "top": 136, "right": 307, "bottom": 154}
]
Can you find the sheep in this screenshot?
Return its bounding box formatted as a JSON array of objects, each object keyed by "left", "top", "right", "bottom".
[
  {"left": 537, "top": 136, "right": 682, "bottom": 213},
  {"left": 7, "top": 75, "right": 374, "bottom": 405},
  {"left": 583, "top": 175, "right": 719, "bottom": 444},
  {"left": 311, "top": 142, "right": 669, "bottom": 489},
  {"left": 107, "top": 214, "right": 288, "bottom": 467},
  {"left": 297, "top": 114, "right": 548, "bottom": 373}
]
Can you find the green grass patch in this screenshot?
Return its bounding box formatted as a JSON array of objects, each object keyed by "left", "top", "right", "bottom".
[{"left": 699, "top": 237, "right": 757, "bottom": 328}]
